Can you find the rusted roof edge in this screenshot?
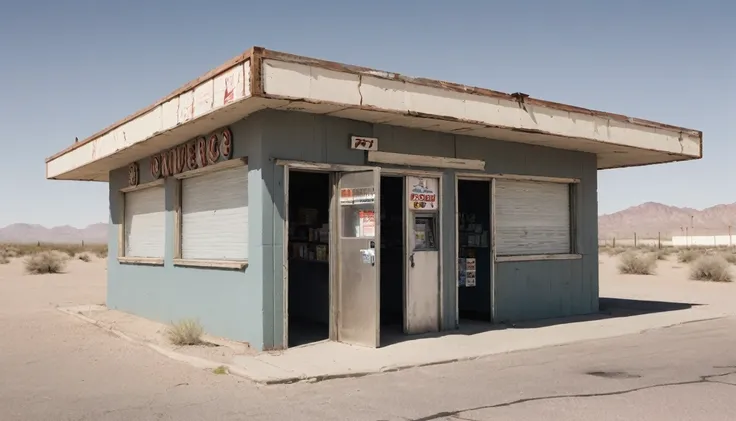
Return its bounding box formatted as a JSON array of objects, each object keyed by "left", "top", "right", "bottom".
[
  {"left": 47, "top": 46, "right": 703, "bottom": 164},
  {"left": 260, "top": 49, "right": 703, "bottom": 138},
  {"left": 45, "top": 47, "right": 259, "bottom": 163}
]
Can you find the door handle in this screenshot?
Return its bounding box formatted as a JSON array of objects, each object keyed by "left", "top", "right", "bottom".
[{"left": 409, "top": 253, "right": 415, "bottom": 268}]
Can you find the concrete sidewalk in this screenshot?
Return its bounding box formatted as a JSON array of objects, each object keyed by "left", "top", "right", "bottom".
[
  {"left": 239, "top": 306, "right": 728, "bottom": 383},
  {"left": 239, "top": 268, "right": 736, "bottom": 384},
  {"left": 60, "top": 302, "right": 730, "bottom": 385}
]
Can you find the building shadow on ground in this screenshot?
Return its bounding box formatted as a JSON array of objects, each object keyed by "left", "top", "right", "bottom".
[{"left": 379, "top": 297, "right": 699, "bottom": 347}]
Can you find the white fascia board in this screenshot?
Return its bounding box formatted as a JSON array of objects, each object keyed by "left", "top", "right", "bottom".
[
  {"left": 261, "top": 58, "right": 701, "bottom": 160},
  {"left": 46, "top": 61, "right": 250, "bottom": 179}
]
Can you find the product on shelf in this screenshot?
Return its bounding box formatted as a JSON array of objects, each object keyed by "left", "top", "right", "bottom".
[{"left": 290, "top": 208, "right": 329, "bottom": 262}]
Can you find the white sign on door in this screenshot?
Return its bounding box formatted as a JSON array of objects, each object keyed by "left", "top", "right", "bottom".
[{"left": 407, "top": 176, "right": 439, "bottom": 211}]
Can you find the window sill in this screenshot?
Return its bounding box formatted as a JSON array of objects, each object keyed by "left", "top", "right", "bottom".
[
  {"left": 118, "top": 257, "right": 164, "bottom": 266},
  {"left": 496, "top": 254, "right": 582, "bottom": 263},
  {"left": 173, "top": 259, "right": 248, "bottom": 270}
]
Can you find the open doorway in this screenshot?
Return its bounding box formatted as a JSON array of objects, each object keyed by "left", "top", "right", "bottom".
[
  {"left": 457, "top": 179, "right": 492, "bottom": 323},
  {"left": 380, "top": 176, "right": 405, "bottom": 336},
  {"left": 287, "top": 170, "right": 331, "bottom": 347}
]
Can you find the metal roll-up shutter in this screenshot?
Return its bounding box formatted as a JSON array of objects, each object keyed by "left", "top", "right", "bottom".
[
  {"left": 181, "top": 165, "right": 248, "bottom": 260},
  {"left": 124, "top": 186, "right": 166, "bottom": 258},
  {"left": 495, "top": 179, "right": 571, "bottom": 256}
]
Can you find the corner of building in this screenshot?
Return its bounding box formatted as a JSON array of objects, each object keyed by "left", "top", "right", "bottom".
[{"left": 105, "top": 116, "right": 269, "bottom": 350}]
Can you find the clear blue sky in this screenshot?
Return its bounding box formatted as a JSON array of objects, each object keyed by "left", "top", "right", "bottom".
[{"left": 0, "top": 0, "right": 732, "bottom": 228}]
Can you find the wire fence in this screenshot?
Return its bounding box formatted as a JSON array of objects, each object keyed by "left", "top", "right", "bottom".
[
  {"left": 598, "top": 235, "right": 671, "bottom": 248},
  {"left": 599, "top": 226, "right": 736, "bottom": 248}
]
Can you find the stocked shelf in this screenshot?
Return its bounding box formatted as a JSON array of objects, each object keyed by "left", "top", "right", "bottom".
[
  {"left": 289, "top": 207, "right": 329, "bottom": 263},
  {"left": 458, "top": 211, "right": 489, "bottom": 288}
]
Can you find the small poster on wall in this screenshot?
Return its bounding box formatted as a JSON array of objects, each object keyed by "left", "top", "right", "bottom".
[
  {"left": 407, "top": 177, "right": 439, "bottom": 211},
  {"left": 458, "top": 257, "right": 477, "bottom": 287}
]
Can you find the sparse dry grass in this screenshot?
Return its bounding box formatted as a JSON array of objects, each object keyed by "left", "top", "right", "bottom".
[
  {"left": 653, "top": 248, "right": 673, "bottom": 261},
  {"left": 677, "top": 249, "right": 703, "bottom": 263},
  {"left": 600, "top": 244, "right": 675, "bottom": 260},
  {"left": 0, "top": 242, "right": 107, "bottom": 259},
  {"left": 1, "top": 246, "right": 19, "bottom": 258},
  {"left": 167, "top": 319, "right": 204, "bottom": 346},
  {"left": 617, "top": 251, "right": 657, "bottom": 275},
  {"left": 601, "top": 246, "right": 628, "bottom": 256},
  {"left": 24, "top": 251, "right": 68, "bottom": 274},
  {"left": 719, "top": 251, "right": 736, "bottom": 265},
  {"left": 690, "top": 256, "right": 733, "bottom": 283}
]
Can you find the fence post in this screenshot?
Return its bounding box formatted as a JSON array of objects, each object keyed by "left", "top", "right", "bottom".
[
  {"left": 612, "top": 237, "right": 616, "bottom": 247},
  {"left": 658, "top": 232, "right": 661, "bottom": 249},
  {"left": 634, "top": 232, "right": 637, "bottom": 247}
]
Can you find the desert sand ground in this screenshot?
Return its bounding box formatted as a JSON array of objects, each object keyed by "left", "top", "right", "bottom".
[
  {"left": 599, "top": 251, "right": 736, "bottom": 310},
  {"left": 0, "top": 253, "right": 106, "bottom": 313},
  {"left": 2, "top": 248, "right": 734, "bottom": 365},
  {"left": 2, "top": 249, "right": 736, "bottom": 420},
  {"left": 0, "top": 253, "right": 251, "bottom": 365},
  {"left": 2, "top": 249, "right": 734, "bottom": 346}
]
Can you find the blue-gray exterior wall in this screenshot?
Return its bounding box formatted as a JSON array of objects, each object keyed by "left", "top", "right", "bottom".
[
  {"left": 256, "top": 110, "right": 598, "bottom": 348},
  {"left": 106, "top": 109, "right": 599, "bottom": 351},
  {"left": 107, "top": 115, "right": 268, "bottom": 350}
]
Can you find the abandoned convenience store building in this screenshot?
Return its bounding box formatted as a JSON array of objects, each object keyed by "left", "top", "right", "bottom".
[{"left": 45, "top": 47, "right": 703, "bottom": 351}]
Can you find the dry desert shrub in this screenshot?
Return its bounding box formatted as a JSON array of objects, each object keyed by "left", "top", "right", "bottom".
[
  {"left": 1, "top": 246, "right": 19, "bottom": 258},
  {"left": 653, "top": 248, "right": 673, "bottom": 261},
  {"left": 77, "top": 253, "right": 91, "bottom": 262},
  {"left": 0, "top": 254, "right": 9, "bottom": 265},
  {"left": 719, "top": 251, "right": 736, "bottom": 265},
  {"left": 24, "top": 251, "right": 68, "bottom": 274},
  {"left": 167, "top": 319, "right": 204, "bottom": 346},
  {"left": 602, "top": 246, "right": 628, "bottom": 256},
  {"left": 617, "top": 251, "right": 656, "bottom": 275},
  {"left": 690, "top": 256, "right": 733, "bottom": 283},
  {"left": 677, "top": 249, "right": 702, "bottom": 263}
]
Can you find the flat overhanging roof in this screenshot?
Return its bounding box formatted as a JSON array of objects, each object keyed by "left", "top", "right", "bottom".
[{"left": 46, "top": 46, "right": 703, "bottom": 181}]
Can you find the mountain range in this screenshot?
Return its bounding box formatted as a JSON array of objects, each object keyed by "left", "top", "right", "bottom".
[
  {"left": 598, "top": 202, "right": 736, "bottom": 239},
  {"left": 2, "top": 202, "right": 734, "bottom": 243},
  {"left": 0, "top": 223, "right": 107, "bottom": 244}
]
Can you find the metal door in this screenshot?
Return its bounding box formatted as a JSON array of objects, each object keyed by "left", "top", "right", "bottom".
[
  {"left": 404, "top": 176, "right": 441, "bottom": 334},
  {"left": 336, "top": 168, "right": 381, "bottom": 347}
]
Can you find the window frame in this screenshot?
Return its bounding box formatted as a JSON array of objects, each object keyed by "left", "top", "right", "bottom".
[
  {"left": 117, "top": 179, "right": 166, "bottom": 266},
  {"left": 173, "top": 157, "right": 249, "bottom": 270},
  {"left": 493, "top": 177, "right": 580, "bottom": 262}
]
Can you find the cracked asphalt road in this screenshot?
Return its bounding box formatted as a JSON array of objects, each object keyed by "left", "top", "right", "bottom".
[{"left": 2, "top": 263, "right": 736, "bottom": 420}]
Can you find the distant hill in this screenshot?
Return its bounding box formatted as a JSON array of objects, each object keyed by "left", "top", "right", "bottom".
[
  {"left": 598, "top": 202, "right": 736, "bottom": 239},
  {"left": 0, "top": 223, "right": 107, "bottom": 244}
]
